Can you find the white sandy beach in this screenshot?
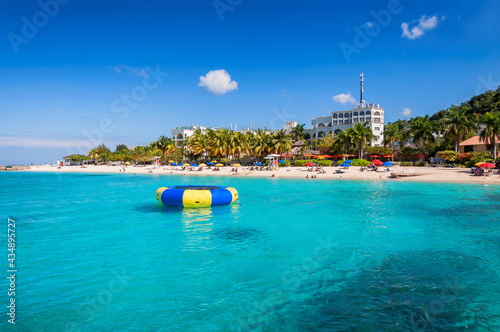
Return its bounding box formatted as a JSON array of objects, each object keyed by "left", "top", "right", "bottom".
[{"left": 24, "top": 164, "right": 500, "bottom": 184}]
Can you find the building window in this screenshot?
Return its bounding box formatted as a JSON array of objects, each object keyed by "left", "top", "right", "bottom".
[
  {"left": 353, "top": 111, "right": 358, "bottom": 116},
  {"left": 318, "top": 131, "right": 325, "bottom": 138},
  {"left": 344, "top": 113, "right": 349, "bottom": 118},
  {"left": 339, "top": 113, "right": 343, "bottom": 118},
  {"left": 353, "top": 118, "right": 358, "bottom": 123},
  {"left": 332, "top": 113, "right": 337, "bottom": 118},
  {"left": 374, "top": 127, "right": 380, "bottom": 131},
  {"left": 318, "top": 123, "right": 325, "bottom": 127},
  {"left": 374, "top": 117, "right": 380, "bottom": 123},
  {"left": 176, "top": 133, "right": 183, "bottom": 139},
  {"left": 366, "top": 116, "right": 371, "bottom": 122},
  {"left": 366, "top": 111, "right": 371, "bottom": 115},
  {"left": 360, "top": 117, "right": 365, "bottom": 122},
  {"left": 327, "top": 123, "right": 332, "bottom": 127},
  {"left": 360, "top": 111, "right": 365, "bottom": 116},
  {"left": 305, "top": 133, "right": 311, "bottom": 140},
  {"left": 338, "top": 120, "right": 343, "bottom": 124},
  {"left": 374, "top": 111, "right": 381, "bottom": 116}
]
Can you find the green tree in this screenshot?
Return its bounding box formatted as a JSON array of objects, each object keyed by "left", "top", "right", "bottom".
[
  {"left": 115, "top": 144, "right": 128, "bottom": 152},
  {"left": 479, "top": 112, "right": 500, "bottom": 159},
  {"left": 409, "top": 115, "right": 436, "bottom": 155},
  {"left": 290, "top": 124, "right": 306, "bottom": 141},
  {"left": 442, "top": 107, "right": 477, "bottom": 153},
  {"left": 350, "top": 122, "right": 373, "bottom": 159},
  {"left": 383, "top": 123, "right": 401, "bottom": 161}
]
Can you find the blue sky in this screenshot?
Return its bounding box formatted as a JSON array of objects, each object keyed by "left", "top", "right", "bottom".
[{"left": 1, "top": 0, "right": 499, "bottom": 164}]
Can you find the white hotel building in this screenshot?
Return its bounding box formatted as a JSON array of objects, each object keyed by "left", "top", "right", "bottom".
[{"left": 304, "top": 74, "right": 385, "bottom": 146}]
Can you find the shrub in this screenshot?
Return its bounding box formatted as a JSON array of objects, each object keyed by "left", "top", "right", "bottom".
[
  {"left": 351, "top": 159, "right": 371, "bottom": 166},
  {"left": 435, "top": 151, "right": 458, "bottom": 162},
  {"left": 279, "top": 160, "right": 291, "bottom": 167},
  {"left": 315, "top": 160, "right": 332, "bottom": 166},
  {"left": 220, "top": 158, "right": 231, "bottom": 165},
  {"left": 415, "top": 161, "right": 426, "bottom": 166},
  {"left": 400, "top": 161, "right": 413, "bottom": 166}
]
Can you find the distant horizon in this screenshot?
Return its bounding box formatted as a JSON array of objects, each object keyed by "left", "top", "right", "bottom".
[{"left": 1, "top": 0, "right": 499, "bottom": 164}]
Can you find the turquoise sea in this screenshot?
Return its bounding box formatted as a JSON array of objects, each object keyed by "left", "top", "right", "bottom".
[{"left": 1, "top": 172, "right": 500, "bottom": 331}]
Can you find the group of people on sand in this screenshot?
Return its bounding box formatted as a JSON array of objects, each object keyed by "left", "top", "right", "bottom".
[{"left": 306, "top": 174, "right": 318, "bottom": 178}]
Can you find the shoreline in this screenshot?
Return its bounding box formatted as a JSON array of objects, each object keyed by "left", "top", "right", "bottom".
[{"left": 14, "top": 164, "right": 500, "bottom": 185}]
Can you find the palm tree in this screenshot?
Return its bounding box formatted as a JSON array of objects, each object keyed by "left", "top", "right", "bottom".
[
  {"left": 479, "top": 112, "right": 500, "bottom": 159},
  {"left": 350, "top": 122, "right": 374, "bottom": 159},
  {"left": 269, "top": 129, "right": 292, "bottom": 154},
  {"left": 332, "top": 129, "right": 353, "bottom": 159},
  {"left": 409, "top": 115, "right": 436, "bottom": 155},
  {"left": 442, "top": 107, "right": 477, "bottom": 153},
  {"left": 383, "top": 123, "right": 401, "bottom": 161},
  {"left": 87, "top": 148, "right": 99, "bottom": 165},
  {"left": 290, "top": 124, "right": 306, "bottom": 141}
]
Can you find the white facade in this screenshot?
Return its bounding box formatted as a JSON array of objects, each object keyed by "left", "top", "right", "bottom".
[
  {"left": 171, "top": 125, "right": 218, "bottom": 147},
  {"left": 304, "top": 102, "right": 385, "bottom": 146}
]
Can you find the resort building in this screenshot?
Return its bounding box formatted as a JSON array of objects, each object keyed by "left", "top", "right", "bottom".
[
  {"left": 459, "top": 135, "right": 499, "bottom": 157},
  {"left": 303, "top": 74, "right": 385, "bottom": 146},
  {"left": 171, "top": 125, "right": 218, "bottom": 147}
]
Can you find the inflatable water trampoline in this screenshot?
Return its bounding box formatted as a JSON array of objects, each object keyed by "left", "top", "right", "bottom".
[{"left": 155, "top": 185, "right": 238, "bottom": 208}]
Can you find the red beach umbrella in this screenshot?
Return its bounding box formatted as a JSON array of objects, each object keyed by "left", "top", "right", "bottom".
[
  {"left": 305, "top": 162, "right": 315, "bottom": 166},
  {"left": 370, "top": 154, "right": 379, "bottom": 158},
  {"left": 480, "top": 163, "right": 495, "bottom": 168},
  {"left": 372, "top": 159, "right": 383, "bottom": 166},
  {"left": 382, "top": 154, "right": 392, "bottom": 158},
  {"left": 414, "top": 154, "right": 427, "bottom": 158}
]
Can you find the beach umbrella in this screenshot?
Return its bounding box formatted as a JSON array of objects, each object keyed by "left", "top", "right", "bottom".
[
  {"left": 215, "top": 163, "right": 224, "bottom": 167},
  {"left": 382, "top": 162, "right": 393, "bottom": 167},
  {"left": 170, "top": 162, "right": 177, "bottom": 166},
  {"left": 211, "top": 160, "right": 217, "bottom": 163},
  {"left": 168, "top": 160, "right": 175, "bottom": 163},
  {"left": 254, "top": 162, "right": 263, "bottom": 166},
  {"left": 382, "top": 154, "right": 392, "bottom": 158},
  {"left": 278, "top": 160, "right": 286, "bottom": 164},
  {"left": 182, "top": 163, "right": 190, "bottom": 167},
  {"left": 340, "top": 162, "right": 351, "bottom": 167},
  {"left": 124, "top": 162, "right": 131, "bottom": 165},
  {"left": 414, "top": 154, "right": 427, "bottom": 158},
  {"left": 199, "top": 163, "right": 207, "bottom": 167},
  {"left": 233, "top": 163, "right": 241, "bottom": 167},
  {"left": 480, "top": 163, "right": 495, "bottom": 168},
  {"left": 345, "top": 160, "right": 353, "bottom": 164},
  {"left": 305, "top": 162, "right": 315, "bottom": 166},
  {"left": 475, "top": 162, "right": 485, "bottom": 167},
  {"left": 207, "top": 162, "right": 215, "bottom": 166},
  {"left": 370, "top": 154, "right": 379, "bottom": 158},
  {"left": 372, "top": 159, "right": 383, "bottom": 166},
  {"left": 190, "top": 164, "right": 198, "bottom": 167}
]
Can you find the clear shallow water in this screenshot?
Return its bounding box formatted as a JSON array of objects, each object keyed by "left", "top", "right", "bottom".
[{"left": 0, "top": 172, "right": 499, "bottom": 331}]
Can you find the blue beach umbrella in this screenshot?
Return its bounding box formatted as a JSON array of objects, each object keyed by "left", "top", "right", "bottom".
[
  {"left": 345, "top": 160, "right": 353, "bottom": 164},
  {"left": 170, "top": 163, "right": 177, "bottom": 166},
  {"left": 278, "top": 160, "right": 286, "bottom": 164},
  {"left": 190, "top": 164, "right": 198, "bottom": 167},
  {"left": 254, "top": 162, "right": 263, "bottom": 166},
  {"left": 340, "top": 162, "right": 351, "bottom": 167},
  {"left": 382, "top": 162, "right": 393, "bottom": 167},
  {"left": 207, "top": 162, "right": 215, "bottom": 166}
]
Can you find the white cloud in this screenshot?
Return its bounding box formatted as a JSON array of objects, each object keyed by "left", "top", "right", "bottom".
[
  {"left": 198, "top": 69, "right": 238, "bottom": 95},
  {"left": 402, "top": 108, "right": 412, "bottom": 117},
  {"left": 401, "top": 15, "right": 442, "bottom": 40},
  {"left": 332, "top": 92, "right": 357, "bottom": 105},
  {"left": 113, "top": 65, "right": 149, "bottom": 77}
]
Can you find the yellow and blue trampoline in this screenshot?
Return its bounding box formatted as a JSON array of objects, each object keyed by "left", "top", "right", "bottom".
[{"left": 155, "top": 185, "right": 238, "bottom": 208}]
